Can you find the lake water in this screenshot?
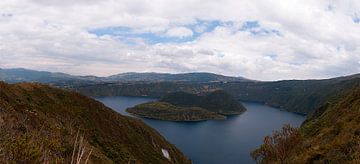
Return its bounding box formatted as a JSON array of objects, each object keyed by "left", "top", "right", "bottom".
[{"left": 97, "top": 96, "right": 306, "bottom": 164}]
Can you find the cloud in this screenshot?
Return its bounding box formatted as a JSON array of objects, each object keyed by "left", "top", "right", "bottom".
[
  {"left": 165, "top": 27, "right": 193, "bottom": 38},
  {"left": 0, "top": 0, "right": 360, "bottom": 80}
]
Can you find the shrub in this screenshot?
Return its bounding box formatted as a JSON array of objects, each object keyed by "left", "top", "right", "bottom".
[{"left": 251, "top": 124, "right": 301, "bottom": 163}]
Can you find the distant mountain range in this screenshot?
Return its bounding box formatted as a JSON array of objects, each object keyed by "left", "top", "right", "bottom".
[
  {"left": 106, "top": 72, "right": 250, "bottom": 82},
  {"left": 0, "top": 68, "right": 77, "bottom": 83},
  {"left": 2, "top": 68, "right": 360, "bottom": 115},
  {"left": 76, "top": 72, "right": 360, "bottom": 115},
  {"left": 0, "top": 68, "right": 250, "bottom": 83}
]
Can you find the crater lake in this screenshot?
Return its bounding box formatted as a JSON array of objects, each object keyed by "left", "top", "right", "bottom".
[{"left": 97, "top": 96, "right": 305, "bottom": 164}]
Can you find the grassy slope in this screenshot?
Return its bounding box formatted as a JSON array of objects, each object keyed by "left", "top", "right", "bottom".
[
  {"left": 290, "top": 85, "right": 360, "bottom": 163},
  {"left": 0, "top": 82, "right": 190, "bottom": 163},
  {"left": 127, "top": 102, "right": 226, "bottom": 121},
  {"left": 252, "top": 84, "right": 360, "bottom": 163}
]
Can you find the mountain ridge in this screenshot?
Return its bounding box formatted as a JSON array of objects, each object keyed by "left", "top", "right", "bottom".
[{"left": 0, "top": 68, "right": 250, "bottom": 83}]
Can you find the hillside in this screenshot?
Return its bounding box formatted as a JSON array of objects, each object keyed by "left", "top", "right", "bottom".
[
  {"left": 251, "top": 84, "right": 360, "bottom": 163},
  {"left": 0, "top": 82, "right": 190, "bottom": 163},
  {"left": 219, "top": 74, "right": 360, "bottom": 114},
  {"left": 127, "top": 102, "right": 225, "bottom": 121},
  {"left": 294, "top": 85, "right": 360, "bottom": 162},
  {"left": 160, "top": 90, "right": 247, "bottom": 115}
]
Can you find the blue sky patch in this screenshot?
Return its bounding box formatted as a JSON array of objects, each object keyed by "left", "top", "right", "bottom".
[
  {"left": 89, "top": 26, "right": 190, "bottom": 45},
  {"left": 240, "top": 21, "right": 281, "bottom": 36},
  {"left": 89, "top": 20, "right": 235, "bottom": 45},
  {"left": 351, "top": 13, "right": 360, "bottom": 23},
  {"left": 89, "top": 20, "right": 281, "bottom": 45},
  {"left": 241, "top": 21, "right": 260, "bottom": 30},
  {"left": 353, "top": 17, "right": 360, "bottom": 23}
]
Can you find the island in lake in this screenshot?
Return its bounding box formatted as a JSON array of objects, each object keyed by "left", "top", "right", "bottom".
[{"left": 126, "top": 90, "right": 246, "bottom": 121}]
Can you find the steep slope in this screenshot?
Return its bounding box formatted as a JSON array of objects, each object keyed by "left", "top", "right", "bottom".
[
  {"left": 0, "top": 82, "right": 190, "bottom": 163},
  {"left": 252, "top": 84, "right": 360, "bottom": 163},
  {"left": 292, "top": 85, "right": 360, "bottom": 163}
]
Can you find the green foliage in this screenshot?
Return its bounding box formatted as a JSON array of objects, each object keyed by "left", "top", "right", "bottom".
[
  {"left": 160, "top": 92, "right": 202, "bottom": 107},
  {"left": 127, "top": 102, "right": 226, "bottom": 121},
  {"left": 160, "top": 90, "right": 246, "bottom": 115},
  {"left": 127, "top": 90, "right": 246, "bottom": 121},
  {"left": 200, "top": 90, "right": 246, "bottom": 115}
]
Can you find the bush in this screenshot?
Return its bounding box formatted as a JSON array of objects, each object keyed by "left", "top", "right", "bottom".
[{"left": 251, "top": 124, "right": 301, "bottom": 163}]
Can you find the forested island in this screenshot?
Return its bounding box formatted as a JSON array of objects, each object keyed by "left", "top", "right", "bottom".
[{"left": 126, "top": 90, "right": 246, "bottom": 121}]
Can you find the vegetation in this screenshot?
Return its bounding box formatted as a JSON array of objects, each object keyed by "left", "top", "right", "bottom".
[
  {"left": 160, "top": 92, "right": 202, "bottom": 107},
  {"left": 200, "top": 90, "right": 246, "bottom": 115},
  {"left": 160, "top": 90, "right": 246, "bottom": 115},
  {"left": 126, "top": 90, "right": 245, "bottom": 121},
  {"left": 251, "top": 124, "right": 301, "bottom": 164},
  {"left": 127, "top": 102, "right": 225, "bottom": 121},
  {"left": 0, "top": 82, "right": 190, "bottom": 163},
  {"left": 251, "top": 85, "right": 360, "bottom": 163}
]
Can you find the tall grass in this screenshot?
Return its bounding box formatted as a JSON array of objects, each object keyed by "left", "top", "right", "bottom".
[{"left": 70, "top": 130, "right": 93, "bottom": 164}]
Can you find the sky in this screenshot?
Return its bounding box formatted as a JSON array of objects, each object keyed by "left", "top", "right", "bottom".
[{"left": 0, "top": 0, "right": 360, "bottom": 80}]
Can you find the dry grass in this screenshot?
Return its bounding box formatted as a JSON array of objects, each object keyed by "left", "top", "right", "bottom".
[{"left": 71, "top": 130, "right": 93, "bottom": 164}]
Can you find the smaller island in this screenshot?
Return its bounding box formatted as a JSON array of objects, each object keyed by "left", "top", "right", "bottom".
[
  {"left": 126, "top": 90, "right": 246, "bottom": 121},
  {"left": 127, "top": 102, "right": 226, "bottom": 121}
]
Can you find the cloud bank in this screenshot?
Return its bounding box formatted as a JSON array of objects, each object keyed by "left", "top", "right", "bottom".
[{"left": 0, "top": 0, "right": 360, "bottom": 80}]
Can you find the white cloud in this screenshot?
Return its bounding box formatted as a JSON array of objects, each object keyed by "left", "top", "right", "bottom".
[
  {"left": 165, "top": 27, "right": 193, "bottom": 38},
  {"left": 0, "top": 0, "right": 360, "bottom": 80}
]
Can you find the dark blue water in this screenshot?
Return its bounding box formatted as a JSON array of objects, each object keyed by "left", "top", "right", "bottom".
[{"left": 97, "top": 96, "right": 306, "bottom": 164}]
